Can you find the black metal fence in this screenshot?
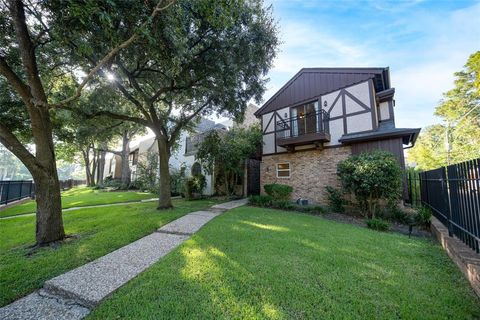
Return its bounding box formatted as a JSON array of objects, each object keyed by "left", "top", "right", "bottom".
[
  {"left": 407, "top": 158, "right": 479, "bottom": 253},
  {"left": 0, "top": 179, "right": 85, "bottom": 206}
]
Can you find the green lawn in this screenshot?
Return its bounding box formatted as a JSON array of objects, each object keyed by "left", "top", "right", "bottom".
[
  {"left": 0, "top": 186, "right": 156, "bottom": 218},
  {"left": 0, "top": 198, "right": 220, "bottom": 306},
  {"left": 90, "top": 207, "right": 480, "bottom": 320}
]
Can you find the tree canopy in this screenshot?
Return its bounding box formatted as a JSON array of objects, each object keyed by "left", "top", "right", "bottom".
[{"left": 408, "top": 51, "right": 480, "bottom": 169}]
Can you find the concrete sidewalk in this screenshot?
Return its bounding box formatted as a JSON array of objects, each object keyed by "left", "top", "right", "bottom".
[{"left": 0, "top": 199, "right": 248, "bottom": 320}]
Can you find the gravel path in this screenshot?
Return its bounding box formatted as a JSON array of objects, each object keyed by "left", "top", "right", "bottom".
[{"left": 0, "top": 199, "right": 247, "bottom": 320}]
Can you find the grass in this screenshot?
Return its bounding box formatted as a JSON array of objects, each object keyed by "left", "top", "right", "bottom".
[
  {"left": 90, "top": 206, "right": 480, "bottom": 320},
  {"left": 0, "top": 198, "right": 220, "bottom": 306},
  {"left": 0, "top": 186, "right": 156, "bottom": 218}
]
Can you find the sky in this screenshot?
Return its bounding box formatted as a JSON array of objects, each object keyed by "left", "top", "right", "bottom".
[{"left": 261, "top": 0, "right": 480, "bottom": 128}]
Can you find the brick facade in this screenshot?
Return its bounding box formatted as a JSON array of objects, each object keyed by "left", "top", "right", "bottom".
[{"left": 260, "top": 146, "right": 352, "bottom": 204}]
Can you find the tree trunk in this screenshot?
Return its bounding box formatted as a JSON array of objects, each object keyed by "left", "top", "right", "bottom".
[
  {"left": 82, "top": 148, "right": 94, "bottom": 186},
  {"left": 97, "top": 148, "right": 106, "bottom": 185},
  {"left": 33, "top": 171, "right": 64, "bottom": 244},
  {"left": 157, "top": 136, "right": 172, "bottom": 209},
  {"left": 91, "top": 146, "right": 97, "bottom": 185},
  {"left": 120, "top": 130, "right": 131, "bottom": 187}
]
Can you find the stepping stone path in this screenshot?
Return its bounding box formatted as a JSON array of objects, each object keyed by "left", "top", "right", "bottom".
[{"left": 0, "top": 199, "right": 247, "bottom": 320}]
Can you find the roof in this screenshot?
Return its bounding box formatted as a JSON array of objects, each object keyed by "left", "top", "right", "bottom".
[
  {"left": 339, "top": 127, "right": 421, "bottom": 146},
  {"left": 255, "top": 67, "right": 391, "bottom": 116}
]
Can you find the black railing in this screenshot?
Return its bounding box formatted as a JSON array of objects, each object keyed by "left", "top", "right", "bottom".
[
  {"left": 0, "top": 179, "right": 86, "bottom": 206},
  {"left": 276, "top": 110, "right": 330, "bottom": 139},
  {"left": 407, "top": 158, "right": 480, "bottom": 253},
  {"left": 0, "top": 180, "right": 34, "bottom": 205}
]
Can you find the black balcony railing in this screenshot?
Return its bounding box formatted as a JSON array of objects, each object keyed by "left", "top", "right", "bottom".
[{"left": 276, "top": 109, "right": 330, "bottom": 140}]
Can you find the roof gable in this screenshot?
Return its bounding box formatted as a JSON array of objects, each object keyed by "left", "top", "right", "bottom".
[{"left": 255, "top": 67, "right": 390, "bottom": 116}]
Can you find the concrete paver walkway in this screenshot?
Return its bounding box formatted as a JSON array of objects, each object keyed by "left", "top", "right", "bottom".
[{"left": 0, "top": 198, "right": 247, "bottom": 320}]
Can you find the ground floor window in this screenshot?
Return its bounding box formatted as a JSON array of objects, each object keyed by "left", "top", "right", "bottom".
[{"left": 276, "top": 163, "right": 290, "bottom": 178}]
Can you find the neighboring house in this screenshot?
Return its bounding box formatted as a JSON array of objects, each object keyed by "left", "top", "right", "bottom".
[
  {"left": 103, "top": 154, "right": 122, "bottom": 180},
  {"left": 255, "top": 67, "right": 420, "bottom": 203},
  {"left": 124, "top": 104, "right": 260, "bottom": 195}
]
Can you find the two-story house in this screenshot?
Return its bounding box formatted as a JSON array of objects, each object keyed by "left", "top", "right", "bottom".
[{"left": 255, "top": 67, "right": 420, "bottom": 203}]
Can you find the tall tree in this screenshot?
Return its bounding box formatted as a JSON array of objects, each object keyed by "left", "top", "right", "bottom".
[
  {"left": 196, "top": 125, "right": 262, "bottom": 196},
  {"left": 0, "top": 0, "right": 173, "bottom": 244},
  {"left": 62, "top": 0, "right": 279, "bottom": 208},
  {"left": 408, "top": 51, "right": 480, "bottom": 169}
]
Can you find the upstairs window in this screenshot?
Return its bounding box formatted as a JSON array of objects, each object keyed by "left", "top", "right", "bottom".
[{"left": 276, "top": 163, "right": 290, "bottom": 178}]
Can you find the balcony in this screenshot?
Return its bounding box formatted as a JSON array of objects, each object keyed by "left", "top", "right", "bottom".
[{"left": 276, "top": 110, "right": 330, "bottom": 149}]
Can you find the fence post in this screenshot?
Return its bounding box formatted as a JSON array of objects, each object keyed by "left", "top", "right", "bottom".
[
  {"left": 28, "top": 181, "right": 33, "bottom": 198},
  {"left": 444, "top": 167, "right": 454, "bottom": 237},
  {"left": 5, "top": 181, "right": 11, "bottom": 205}
]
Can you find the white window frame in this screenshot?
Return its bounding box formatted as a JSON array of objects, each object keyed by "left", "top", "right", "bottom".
[{"left": 276, "top": 162, "right": 291, "bottom": 178}]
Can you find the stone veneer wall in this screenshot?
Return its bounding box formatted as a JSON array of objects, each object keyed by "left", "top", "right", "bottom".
[{"left": 260, "top": 146, "right": 352, "bottom": 204}]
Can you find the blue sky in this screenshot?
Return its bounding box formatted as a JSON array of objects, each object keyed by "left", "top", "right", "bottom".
[{"left": 262, "top": 0, "right": 480, "bottom": 128}]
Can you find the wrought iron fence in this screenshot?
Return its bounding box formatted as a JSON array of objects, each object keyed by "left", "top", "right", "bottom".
[
  {"left": 0, "top": 179, "right": 85, "bottom": 206},
  {"left": 407, "top": 158, "right": 479, "bottom": 253}
]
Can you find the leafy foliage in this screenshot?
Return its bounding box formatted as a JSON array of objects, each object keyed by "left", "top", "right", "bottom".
[
  {"left": 408, "top": 51, "right": 480, "bottom": 169},
  {"left": 366, "top": 218, "right": 390, "bottom": 231},
  {"left": 184, "top": 174, "right": 207, "bottom": 200},
  {"left": 263, "top": 183, "right": 293, "bottom": 200},
  {"left": 337, "top": 151, "right": 402, "bottom": 218},
  {"left": 415, "top": 206, "right": 432, "bottom": 229},
  {"left": 248, "top": 195, "right": 273, "bottom": 207},
  {"left": 170, "top": 166, "right": 186, "bottom": 197},
  {"left": 324, "top": 186, "right": 345, "bottom": 213},
  {"left": 135, "top": 151, "right": 159, "bottom": 193},
  {"left": 196, "top": 125, "right": 262, "bottom": 195}
]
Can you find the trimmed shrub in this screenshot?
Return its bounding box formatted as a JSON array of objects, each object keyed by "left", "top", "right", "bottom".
[
  {"left": 366, "top": 218, "right": 390, "bottom": 231},
  {"left": 271, "top": 200, "right": 295, "bottom": 210},
  {"left": 264, "top": 183, "right": 293, "bottom": 200},
  {"left": 295, "top": 204, "right": 326, "bottom": 215},
  {"left": 249, "top": 195, "right": 273, "bottom": 207},
  {"left": 415, "top": 206, "right": 432, "bottom": 229},
  {"left": 337, "top": 151, "right": 402, "bottom": 218},
  {"left": 324, "top": 186, "right": 345, "bottom": 213},
  {"left": 184, "top": 174, "right": 206, "bottom": 199}
]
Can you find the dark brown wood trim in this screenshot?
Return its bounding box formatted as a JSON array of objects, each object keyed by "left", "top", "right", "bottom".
[
  {"left": 327, "top": 90, "right": 342, "bottom": 114},
  {"left": 342, "top": 91, "right": 347, "bottom": 134},
  {"left": 368, "top": 80, "right": 378, "bottom": 130},
  {"left": 329, "top": 109, "right": 371, "bottom": 121},
  {"left": 343, "top": 90, "right": 370, "bottom": 111},
  {"left": 256, "top": 76, "right": 377, "bottom": 117},
  {"left": 262, "top": 112, "right": 275, "bottom": 134},
  {"left": 388, "top": 100, "right": 395, "bottom": 122},
  {"left": 262, "top": 143, "right": 347, "bottom": 157}
]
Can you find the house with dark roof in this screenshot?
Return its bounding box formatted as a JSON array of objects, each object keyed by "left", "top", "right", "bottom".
[{"left": 255, "top": 67, "right": 420, "bottom": 203}]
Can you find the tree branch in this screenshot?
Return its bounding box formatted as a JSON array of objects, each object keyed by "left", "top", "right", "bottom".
[
  {"left": 0, "top": 122, "right": 42, "bottom": 172},
  {"left": 49, "top": 0, "right": 176, "bottom": 108},
  {"left": 169, "top": 98, "right": 212, "bottom": 144},
  {"left": 0, "top": 56, "right": 32, "bottom": 105},
  {"left": 9, "top": 0, "right": 48, "bottom": 103}
]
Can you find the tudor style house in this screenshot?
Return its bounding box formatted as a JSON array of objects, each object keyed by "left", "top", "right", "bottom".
[{"left": 255, "top": 67, "right": 420, "bottom": 203}]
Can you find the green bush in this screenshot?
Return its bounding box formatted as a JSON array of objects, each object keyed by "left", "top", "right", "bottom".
[
  {"left": 366, "top": 218, "right": 390, "bottom": 231},
  {"left": 170, "top": 167, "right": 186, "bottom": 197},
  {"left": 415, "top": 206, "right": 432, "bottom": 229},
  {"left": 294, "top": 204, "right": 326, "bottom": 215},
  {"left": 249, "top": 195, "right": 273, "bottom": 207},
  {"left": 324, "top": 186, "right": 345, "bottom": 213},
  {"left": 264, "top": 183, "right": 293, "bottom": 200},
  {"left": 271, "top": 199, "right": 295, "bottom": 210},
  {"left": 337, "top": 151, "right": 402, "bottom": 219},
  {"left": 184, "top": 174, "right": 206, "bottom": 199}
]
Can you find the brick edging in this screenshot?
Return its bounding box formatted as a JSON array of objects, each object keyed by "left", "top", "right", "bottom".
[{"left": 430, "top": 216, "right": 480, "bottom": 298}]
